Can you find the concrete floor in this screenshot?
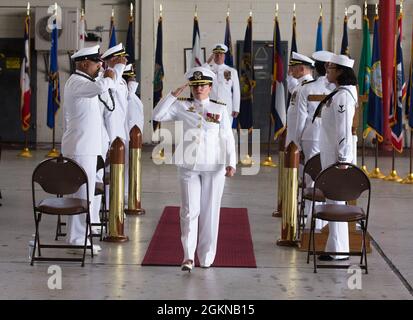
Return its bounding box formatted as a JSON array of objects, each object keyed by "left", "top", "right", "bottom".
[{"left": 0, "top": 147, "right": 412, "bottom": 300}]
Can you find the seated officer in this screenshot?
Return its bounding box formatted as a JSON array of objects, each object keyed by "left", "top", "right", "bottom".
[{"left": 152, "top": 67, "right": 236, "bottom": 272}]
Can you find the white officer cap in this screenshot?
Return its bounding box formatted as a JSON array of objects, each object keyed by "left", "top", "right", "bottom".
[
  {"left": 312, "top": 50, "right": 335, "bottom": 63},
  {"left": 101, "top": 43, "right": 128, "bottom": 60},
  {"left": 330, "top": 54, "right": 354, "bottom": 68},
  {"left": 123, "top": 64, "right": 135, "bottom": 77},
  {"left": 71, "top": 45, "right": 102, "bottom": 62},
  {"left": 289, "top": 52, "right": 315, "bottom": 67},
  {"left": 185, "top": 66, "right": 216, "bottom": 86},
  {"left": 212, "top": 43, "right": 228, "bottom": 53}
]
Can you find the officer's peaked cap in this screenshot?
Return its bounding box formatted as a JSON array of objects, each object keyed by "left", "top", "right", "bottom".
[
  {"left": 289, "top": 52, "right": 315, "bottom": 67},
  {"left": 71, "top": 45, "right": 102, "bottom": 62},
  {"left": 185, "top": 67, "right": 216, "bottom": 86},
  {"left": 212, "top": 43, "right": 228, "bottom": 53},
  {"left": 101, "top": 43, "right": 128, "bottom": 60}
]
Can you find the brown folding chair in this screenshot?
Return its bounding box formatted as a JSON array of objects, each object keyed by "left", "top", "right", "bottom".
[
  {"left": 31, "top": 155, "right": 94, "bottom": 266},
  {"left": 306, "top": 162, "right": 371, "bottom": 273},
  {"left": 297, "top": 153, "right": 325, "bottom": 238}
]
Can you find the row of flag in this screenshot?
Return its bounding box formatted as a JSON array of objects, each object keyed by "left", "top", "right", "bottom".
[{"left": 19, "top": 4, "right": 413, "bottom": 156}]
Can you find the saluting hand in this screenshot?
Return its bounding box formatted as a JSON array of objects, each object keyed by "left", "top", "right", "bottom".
[
  {"left": 225, "top": 166, "right": 236, "bottom": 177},
  {"left": 206, "top": 53, "right": 214, "bottom": 64},
  {"left": 172, "top": 83, "right": 189, "bottom": 97},
  {"left": 104, "top": 69, "right": 115, "bottom": 80}
]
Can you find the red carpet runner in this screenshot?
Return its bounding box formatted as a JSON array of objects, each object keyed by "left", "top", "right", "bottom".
[{"left": 141, "top": 206, "right": 257, "bottom": 268}]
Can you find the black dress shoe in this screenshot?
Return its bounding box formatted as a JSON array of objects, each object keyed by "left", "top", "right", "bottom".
[{"left": 318, "top": 254, "right": 334, "bottom": 261}]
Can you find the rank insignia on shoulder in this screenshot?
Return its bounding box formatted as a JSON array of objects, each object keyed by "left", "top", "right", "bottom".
[
  {"left": 178, "top": 97, "right": 193, "bottom": 101},
  {"left": 210, "top": 99, "right": 226, "bottom": 106},
  {"left": 302, "top": 79, "right": 316, "bottom": 86}
]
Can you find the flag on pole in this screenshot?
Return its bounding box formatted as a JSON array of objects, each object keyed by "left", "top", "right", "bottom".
[
  {"left": 390, "top": 12, "right": 405, "bottom": 152},
  {"left": 153, "top": 15, "right": 164, "bottom": 131},
  {"left": 191, "top": 12, "right": 202, "bottom": 68},
  {"left": 125, "top": 12, "right": 135, "bottom": 64},
  {"left": 109, "top": 15, "right": 117, "bottom": 48},
  {"left": 224, "top": 14, "right": 234, "bottom": 67},
  {"left": 366, "top": 15, "right": 383, "bottom": 141},
  {"left": 46, "top": 18, "right": 60, "bottom": 129},
  {"left": 340, "top": 12, "right": 349, "bottom": 56},
  {"left": 291, "top": 14, "right": 297, "bottom": 55},
  {"left": 78, "top": 10, "right": 86, "bottom": 49},
  {"left": 406, "top": 16, "right": 413, "bottom": 129},
  {"left": 315, "top": 11, "right": 323, "bottom": 51},
  {"left": 237, "top": 15, "right": 255, "bottom": 131},
  {"left": 20, "top": 12, "right": 31, "bottom": 132},
  {"left": 271, "top": 15, "right": 286, "bottom": 139},
  {"left": 358, "top": 13, "right": 372, "bottom": 138}
]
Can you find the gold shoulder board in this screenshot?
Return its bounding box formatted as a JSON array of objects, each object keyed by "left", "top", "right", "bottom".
[{"left": 210, "top": 99, "right": 226, "bottom": 106}]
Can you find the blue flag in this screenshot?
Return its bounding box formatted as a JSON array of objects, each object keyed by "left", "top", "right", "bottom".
[
  {"left": 366, "top": 16, "right": 383, "bottom": 141},
  {"left": 237, "top": 16, "right": 255, "bottom": 131},
  {"left": 315, "top": 15, "right": 323, "bottom": 51},
  {"left": 46, "top": 19, "right": 60, "bottom": 129},
  {"left": 340, "top": 15, "right": 349, "bottom": 56},
  {"left": 125, "top": 16, "right": 135, "bottom": 64},
  {"left": 390, "top": 14, "right": 405, "bottom": 152},
  {"left": 224, "top": 16, "right": 234, "bottom": 67},
  {"left": 153, "top": 16, "right": 164, "bottom": 131},
  {"left": 109, "top": 16, "right": 117, "bottom": 48},
  {"left": 406, "top": 21, "right": 413, "bottom": 129}
]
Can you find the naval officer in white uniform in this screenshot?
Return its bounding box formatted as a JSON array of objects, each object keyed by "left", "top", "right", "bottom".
[
  {"left": 153, "top": 67, "right": 237, "bottom": 272},
  {"left": 123, "top": 64, "right": 144, "bottom": 133},
  {"left": 314, "top": 54, "right": 358, "bottom": 261},
  {"left": 295, "top": 51, "right": 335, "bottom": 230},
  {"left": 203, "top": 44, "right": 240, "bottom": 121},
  {"left": 285, "top": 52, "right": 314, "bottom": 148},
  {"left": 62, "top": 45, "right": 126, "bottom": 252}
]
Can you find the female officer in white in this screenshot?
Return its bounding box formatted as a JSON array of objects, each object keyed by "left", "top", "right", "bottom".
[
  {"left": 316, "top": 54, "right": 358, "bottom": 261},
  {"left": 153, "top": 67, "right": 236, "bottom": 272},
  {"left": 62, "top": 45, "right": 125, "bottom": 250}
]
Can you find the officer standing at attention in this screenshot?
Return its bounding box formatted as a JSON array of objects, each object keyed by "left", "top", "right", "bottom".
[
  {"left": 152, "top": 67, "right": 236, "bottom": 272},
  {"left": 313, "top": 54, "right": 358, "bottom": 261},
  {"left": 204, "top": 44, "right": 240, "bottom": 121},
  {"left": 295, "top": 51, "right": 335, "bottom": 230},
  {"left": 62, "top": 45, "right": 126, "bottom": 252},
  {"left": 285, "top": 52, "right": 314, "bottom": 148},
  {"left": 123, "top": 64, "right": 144, "bottom": 133}
]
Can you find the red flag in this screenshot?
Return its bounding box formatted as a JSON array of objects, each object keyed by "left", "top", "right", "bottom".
[
  {"left": 379, "top": 0, "right": 396, "bottom": 150},
  {"left": 20, "top": 14, "right": 31, "bottom": 132}
]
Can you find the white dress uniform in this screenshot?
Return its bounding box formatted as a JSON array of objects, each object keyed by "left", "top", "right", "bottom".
[
  {"left": 203, "top": 44, "right": 240, "bottom": 119},
  {"left": 285, "top": 74, "right": 313, "bottom": 147},
  {"left": 125, "top": 81, "right": 144, "bottom": 133},
  {"left": 296, "top": 76, "right": 335, "bottom": 230},
  {"left": 61, "top": 45, "right": 124, "bottom": 245},
  {"left": 319, "top": 83, "right": 358, "bottom": 258},
  {"left": 153, "top": 67, "right": 236, "bottom": 267}
]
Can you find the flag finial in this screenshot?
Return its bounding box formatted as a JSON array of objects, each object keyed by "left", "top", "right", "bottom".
[
  {"left": 375, "top": 3, "right": 378, "bottom": 16},
  {"left": 194, "top": 5, "right": 197, "bottom": 18},
  {"left": 81, "top": 8, "right": 84, "bottom": 17},
  {"left": 130, "top": 3, "right": 133, "bottom": 18},
  {"left": 227, "top": 4, "right": 230, "bottom": 17},
  {"left": 400, "top": 0, "right": 403, "bottom": 14},
  {"left": 364, "top": 1, "right": 367, "bottom": 16},
  {"left": 111, "top": 6, "right": 115, "bottom": 18},
  {"left": 27, "top": 2, "right": 30, "bottom": 16},
  {"left": 320, "top": 3, "right": 322, "bottom": 17},
  {"left": 160, "top": 4, "right": 162, "bottom": 17},
  {"left": 249, "top": 4, "right": 252, "bottom": 17},
  {"left": 345, "top": 7, "right": 348, "bottom": 17},
  {"left": 293, "top": 3, "right": 296, "bottom": 17},
  {"left": 54, "top": 2, "right": 57, "bottom": 14},
  {"left": 276, "top": 3, "right": 279, "bottom": 18}
]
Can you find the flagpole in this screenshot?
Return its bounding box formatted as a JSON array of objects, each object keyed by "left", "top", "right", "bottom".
[
  {"left": 401, "top": 131, "right": 413, "bottom": 183},
  {"left": 19, "top": 2, "right": 33, "bottom": 158},
  {"left": 368, "top": 137, "right": 385, "bottom": 178},
  {"left": 46, "top": 2, "right": 59, "bottom": 158},
  {"left": 262, "top": 5, "right": 278, "bottom": 168}
]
